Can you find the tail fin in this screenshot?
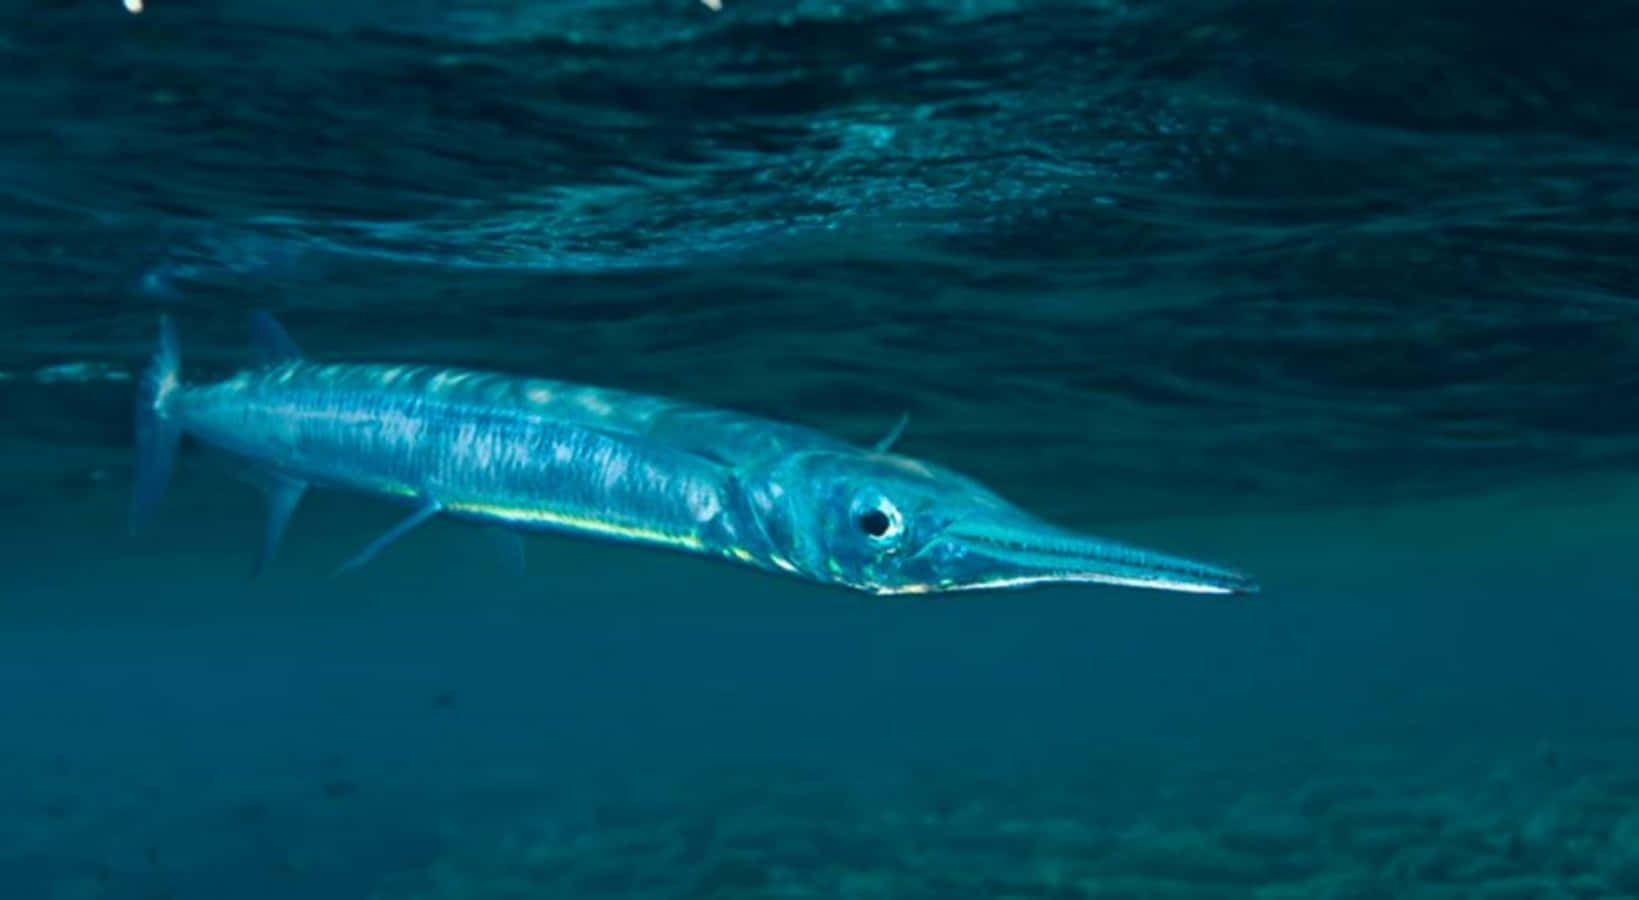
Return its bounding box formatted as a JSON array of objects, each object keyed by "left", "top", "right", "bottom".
[{"left": 129, "top": 315, "right": 183, "bottom": 535}]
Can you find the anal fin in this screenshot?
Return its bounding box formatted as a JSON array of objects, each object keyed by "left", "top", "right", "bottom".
[
  {"left": 252, "top": 475, "right": 308, "bottom": 577},
  {"left": 334, "top": 498, "right": 443, "bottom": 576}
]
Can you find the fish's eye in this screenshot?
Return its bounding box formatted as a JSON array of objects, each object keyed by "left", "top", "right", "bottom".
[
  {"left": 858, "top": 508, "right": 891, "bottom": 537},
  {"left": 853, "top": 496, "right": 903, "bottom": 542}
]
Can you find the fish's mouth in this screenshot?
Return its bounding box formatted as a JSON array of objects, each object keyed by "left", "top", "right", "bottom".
[{"left": 894, "top": 513, "right": 1259, "bottom": 596}]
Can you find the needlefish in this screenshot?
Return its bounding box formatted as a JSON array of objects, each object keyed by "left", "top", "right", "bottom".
[{"left": 128, "top": 313, "right": 1259, "bottom": 596}]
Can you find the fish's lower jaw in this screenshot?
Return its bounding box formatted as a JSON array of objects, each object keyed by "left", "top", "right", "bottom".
[
  {"left": 1042, "top": 569, "right": 1259, "bottom": 596},
  {"left": 850, "top": 570, "right": 1257, "bottom": 597}
]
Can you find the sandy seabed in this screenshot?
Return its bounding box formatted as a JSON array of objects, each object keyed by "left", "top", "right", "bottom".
[{"left": 360, "top": 738, "right": 1639, "bottom": 900}]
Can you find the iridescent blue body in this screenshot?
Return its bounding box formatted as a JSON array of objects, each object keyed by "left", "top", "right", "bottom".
[
  {"left": 130, "top": 314, "right": 1259, "bottom": 596},
  {"left": 180, "top": 359, "right": 828, "bottom": 568}
]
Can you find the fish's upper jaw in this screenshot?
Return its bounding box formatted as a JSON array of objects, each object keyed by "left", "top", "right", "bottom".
[
  {"left": 822, "top": 517, "right": 1258, "bottom": 598},
  {"left": 909, "top": 513, "right": 1259, "bottom": 596}
]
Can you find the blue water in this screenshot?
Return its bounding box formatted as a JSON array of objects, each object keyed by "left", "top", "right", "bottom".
[{"left": 4, "top": 0, "right": 1639, "bottom": 897}]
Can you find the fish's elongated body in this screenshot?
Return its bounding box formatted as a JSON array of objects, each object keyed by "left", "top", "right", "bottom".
[
  {"left": 184, "top": 361, "right": 753, "bottom": 556},
  {"left": 131, "top": 313, "right": 1259, "bottom": 596}
]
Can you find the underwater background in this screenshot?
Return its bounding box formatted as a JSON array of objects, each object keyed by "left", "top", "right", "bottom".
[{"left": 4, "top": 0, "right": 1639, "bottom": 897}]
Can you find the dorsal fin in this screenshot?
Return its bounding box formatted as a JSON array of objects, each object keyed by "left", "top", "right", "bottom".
[{"left": 249, "top": 310, "right": 303, "bottom": 365}]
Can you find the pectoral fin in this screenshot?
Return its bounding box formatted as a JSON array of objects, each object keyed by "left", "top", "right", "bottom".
[
  {"left": 873, "top": 412, "right": 910, "bottom": 453},
  {"left": 334, "top": 498, "right": 443, "bottom": 575}
]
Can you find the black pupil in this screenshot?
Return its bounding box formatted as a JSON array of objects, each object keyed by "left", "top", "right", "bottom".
[{"left": 858, "top": 508, "right": 892, "bottom": 537}]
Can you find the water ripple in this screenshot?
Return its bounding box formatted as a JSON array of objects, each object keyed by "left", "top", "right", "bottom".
[{"left": 1, "top": 0, "right": 1636, "bottom": 521}]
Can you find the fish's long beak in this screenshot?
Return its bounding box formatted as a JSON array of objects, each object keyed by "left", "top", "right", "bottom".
[{"left": 926, "top": 513, "right": 1259, "bottom": 595}]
